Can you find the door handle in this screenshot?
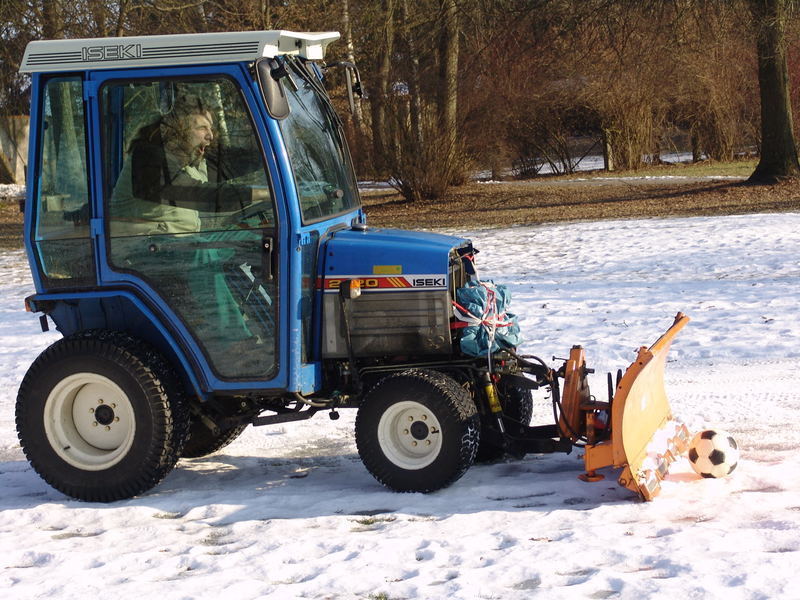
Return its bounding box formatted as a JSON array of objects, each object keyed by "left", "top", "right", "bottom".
[{"left": 262, "top": 236, "right": 275, "bottom": 280}]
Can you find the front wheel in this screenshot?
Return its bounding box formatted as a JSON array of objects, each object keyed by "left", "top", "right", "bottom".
[
  {"left": 475, "top": 377, "right": 534, "bottom": 462},
  {"left": 355, "top": 369, "right": 480, "bottom": 493},
  {"left": 16, "top": 331, "right": 188, "bottom": 502}
]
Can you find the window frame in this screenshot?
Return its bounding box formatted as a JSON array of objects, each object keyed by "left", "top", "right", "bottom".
[
  {"left": 95, "top": 70, "right": 283, "bottom": 383},
  {"left": 273, "top": 57, "right": 362, "bottom": 226}
]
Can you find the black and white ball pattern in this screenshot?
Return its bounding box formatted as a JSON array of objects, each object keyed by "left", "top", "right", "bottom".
[{"left": 688, "top": 429, "right": 739, "bottom": 478}]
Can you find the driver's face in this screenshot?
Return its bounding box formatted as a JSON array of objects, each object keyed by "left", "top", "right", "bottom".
[{"left": 186, "top": 112, "right": 214, "bottom": 158}]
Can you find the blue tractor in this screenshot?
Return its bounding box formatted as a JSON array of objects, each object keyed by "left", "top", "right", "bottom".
[{"left": 16, "top": 31, "right": 689, "bottom": 502}]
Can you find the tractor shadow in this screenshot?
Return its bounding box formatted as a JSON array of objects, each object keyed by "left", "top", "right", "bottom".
[
  {"left": 0, "top": 448, "right": 634, "bottom": 521},
  {"left": 165, "top": 450, "right": 636, "bottom": 525}
]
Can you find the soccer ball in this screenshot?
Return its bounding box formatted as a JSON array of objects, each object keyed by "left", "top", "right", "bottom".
[{"left": 687, "top": 429, "right": 739, "bottom": 478}]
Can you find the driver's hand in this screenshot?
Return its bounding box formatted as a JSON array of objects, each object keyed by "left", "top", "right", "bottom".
[{"left": 250, "top": 186, "right": 271, "bottom": 203}]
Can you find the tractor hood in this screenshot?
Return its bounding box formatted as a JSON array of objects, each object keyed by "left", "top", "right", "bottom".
[{"left": 321, "top": 226, "right": 470, "bottom": 289}]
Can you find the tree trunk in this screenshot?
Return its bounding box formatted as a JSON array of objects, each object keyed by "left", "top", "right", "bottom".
[
  {"left": 370, "top": 0, "right": 394, "bottom": 175},
  {"left": 749, "top": 0, "right": 800, "bottom": 182},
  {"left": 261, "top": 0, "right": 272, "bottom": 30},
  {"left": 342, "top": 0, "right": 365, "bottom": 132},
  {"left": 0, "top": 151, "right": 14, "bottom": 185},
  {"left": 400, "top": 0, "right": 423, "bottom": 146},
  {"left": 602, "top": 128, "right": 615, "bottom": 171},
  {"left": 39, "top": 0, "right": 65, "bottom": 39},
  {"left": 115, "top": 0, "right": 130, "bottom": 37},
  {"left": 438, "top": 0, "right": 459, "bottom": 149}
]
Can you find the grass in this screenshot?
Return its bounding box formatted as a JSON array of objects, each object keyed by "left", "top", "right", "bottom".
[
  {"left": 363, "top": 160, "right": 800, "bottom": 230},
  {"left": 353, "top": 516, "right": 397, "bottom": 526},
  {"left": 1, "top": 159, "right": 797, "bottom": 249},
  {"left": 557, "top": 158, "right": 758, "bottom": 180}
]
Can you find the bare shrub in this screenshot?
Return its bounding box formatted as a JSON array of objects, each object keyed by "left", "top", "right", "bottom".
[
  {"left": 669, "top": 2, "right": 758, "bottom": 163},
  {"left": 597, "top": 92, "right": 666, "bottom": 170},
  {"left": 385, "top": 101, "right": 470, "bottom": 202}
]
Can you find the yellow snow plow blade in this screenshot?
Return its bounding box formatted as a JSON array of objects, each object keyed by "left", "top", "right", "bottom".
[{"left": 581, "top": 312, "right": 691, "bottom": 500}]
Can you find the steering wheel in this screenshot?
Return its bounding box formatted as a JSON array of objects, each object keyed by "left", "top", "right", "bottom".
[{"left": 223, "top": 200, "right": 274, "bottom": 226}]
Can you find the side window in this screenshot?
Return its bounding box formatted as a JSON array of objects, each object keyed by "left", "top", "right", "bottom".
[
  {"left": 102, "top": 78, "right": 274, "bottom": 237},
  {"left": 34, "top": 76, "right": 94, "bottom": 287}
]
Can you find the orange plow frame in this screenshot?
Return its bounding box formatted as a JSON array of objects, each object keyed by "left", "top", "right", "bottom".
[{"left": 562, "top": 313, "right": 691, "bottom": 501}]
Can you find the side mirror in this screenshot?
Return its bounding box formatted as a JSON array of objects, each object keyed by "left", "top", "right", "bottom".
[
  {"left": 255, "top": 58, "right": 290, "bottom": 120},
  {"left": 324, "top": 61, "right": 364, "bottom": 116}
]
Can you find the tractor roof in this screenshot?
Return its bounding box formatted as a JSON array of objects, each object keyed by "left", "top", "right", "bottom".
[{"left": 20, "top": 30, "right": 340, "bottom": 73}]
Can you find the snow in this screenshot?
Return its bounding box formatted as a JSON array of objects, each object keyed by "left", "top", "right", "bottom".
[
  {"left": 2, "top": 212, "right": 800, "bottom": 600},
  {"left": 0, "top": 184, "right": 25, "bottom": 199}
]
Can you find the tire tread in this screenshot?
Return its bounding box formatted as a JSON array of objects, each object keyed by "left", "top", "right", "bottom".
[
  {"left": 16, "top": 330, "right": 188, "bottom": 502},
  {"left": 355, "top": 369, "right": 479, "bottom": 493}
]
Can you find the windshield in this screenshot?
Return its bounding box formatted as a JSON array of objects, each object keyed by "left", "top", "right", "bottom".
[{"left": 274, "top": 57, "right": 360, "bottom": 223}]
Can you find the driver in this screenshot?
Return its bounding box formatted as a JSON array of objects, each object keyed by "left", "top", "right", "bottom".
[
  {"left": 108, "top": 95, "right": 269, "bottom": 377},
  {"left": 110, "top": 95, "right": 250, "bottom": 236}
]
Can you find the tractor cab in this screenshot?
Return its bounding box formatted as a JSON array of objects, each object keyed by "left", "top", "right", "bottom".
[{"left": 21, "top": 31, "right": 364, "bottom": 396}]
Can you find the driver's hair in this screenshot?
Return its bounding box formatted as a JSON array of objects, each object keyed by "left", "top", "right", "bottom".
[
  {"left": 160, "top": 94, "right": 214, "bottom": 141},
  {"left": 128, "top": 94, "right": 213, "bottom": 150}
]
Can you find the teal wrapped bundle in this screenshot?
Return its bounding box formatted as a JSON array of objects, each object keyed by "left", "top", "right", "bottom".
[{"left": 454, "top": 280, "right": 522, "bottom": 357}]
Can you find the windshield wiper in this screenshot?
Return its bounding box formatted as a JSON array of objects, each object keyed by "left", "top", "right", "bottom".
[{"left": 286, "top": 57, "right": 344, "bottom": 130}]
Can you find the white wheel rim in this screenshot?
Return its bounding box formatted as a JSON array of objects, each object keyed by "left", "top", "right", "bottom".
[
  {"left": 43, "top": 373, "right": 136, "bottom": 471},
  {"left": 377, "top": 401, "right": 443, "bottom": 470}
]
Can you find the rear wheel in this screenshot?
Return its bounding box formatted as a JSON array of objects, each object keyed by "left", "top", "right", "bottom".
[
  {"left": 355, "top": 369, "right": 480, "bottom": 492},
  {"left": 16, "top": 331, "right": 188, "bottom": 502}
]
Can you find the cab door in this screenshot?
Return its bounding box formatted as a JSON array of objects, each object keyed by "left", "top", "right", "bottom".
[{"left": 93, "top": 68, "right": 281, "bottom": 383}]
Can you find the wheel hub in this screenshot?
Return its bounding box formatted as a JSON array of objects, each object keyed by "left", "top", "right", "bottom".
[
  {"left": 377, "top": 401, "right": 443, "bottom": 470},
  {"left": 44, "top": 373, "right": 136, "bottom": 470},
  {"left": 409, "top": 420, "right": 429, "bottom": 440},
  {"left": 94, "top": 403, "right": 115, "bottom": 426}
]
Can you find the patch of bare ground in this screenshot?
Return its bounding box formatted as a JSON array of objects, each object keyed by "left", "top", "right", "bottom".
[
  {"left": 2, "top": 178, "right": 799, "bottom": 249},
  {"left": 362, "top": 179, "right": 800, "bottom": 230}
]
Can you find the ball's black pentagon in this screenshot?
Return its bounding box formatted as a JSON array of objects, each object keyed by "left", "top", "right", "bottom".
[
  {"left": 727, "top": 436, "right": 738, "bottom": 450},
  {"left": 688, "top": 448, "right": 699, "bottom": 462},
  {"left": 700, "top": 430, "right": 716, "bottom": 440},
  {"left": 701, "top": 472, "right": 716, "bottom": 479},
  {"left": 728, "top": 461, "right": 738, "bottom": 473},
  {"left": 709, "top": 449, "right": 726, "bottom": 466}
]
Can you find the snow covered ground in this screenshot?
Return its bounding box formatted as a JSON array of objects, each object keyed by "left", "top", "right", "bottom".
[
  {"left": 0, "top": 183, "right": 25, "bottom": 199},
  {"left": 1, "top": 212, "right": 799, "bottom": 600}
]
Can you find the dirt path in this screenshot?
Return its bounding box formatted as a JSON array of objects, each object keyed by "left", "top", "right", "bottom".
[
  {"left": 2, "top": 177, "right": 799, "bottom": 249},
  {"left": 363, "top": 178, "right": 800, "bottom": 229}
]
